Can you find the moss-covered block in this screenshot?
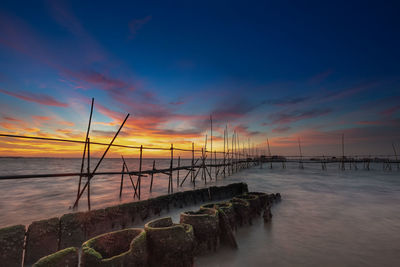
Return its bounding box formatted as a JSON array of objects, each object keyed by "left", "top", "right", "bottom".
[
  {"left": 230, "top": 198, "right": 252, "bottom": 226},
  {"left": 59, "top": 212, "right": 86, "bottom": 249},
  {"left": 85, "top": 208, "right": 112, "bottom": 240},
  {"left": 135, "top": 200, "right": 150, "bottom": 221},
  {"left": 81, "top": 228, "right": 147, "bottom": 267},
  {"left": 171, "top": 192, "right": 185, "bottom": 208},
  {"left": 149, "top": 195, "right": 169, "bottom": 216},
  {"left": 234, "top": 194, "right": 261, "bottom": 216},
  {"left": 180, "top": 208, "right": 219, "bottom": 255},
  {"left": 33, "top": 247, "right": 78, "bottom": 267},
  {"left": 192, "top": 189, "right": 204, "bottom": 203},
  {"left": 104, "top": 201, "right": 137, "bottom": 231},
  {"left": 24, "top": 217, "right": 60, "bottom": 265},
  {"left": 0, "top": 224, "right": 25, "bottom": 267},
  {"left": 248, "top": 192, "right": 270, "bottom": 211},
  {"left": 145, "top": 217, "right": 194, "bottom": 267},
  {"left": 216, "top": 208, "right": 237, "bottom": 249},
  {"left": 182, "top": 190, "right": 195, "bottom": 206},
  {"left": 201, "top": 201, "right": 236, "bottom": 230}
]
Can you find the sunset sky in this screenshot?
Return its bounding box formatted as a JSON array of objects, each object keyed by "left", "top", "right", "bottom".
[{"left": 0, "top": 0, "right": 399, "bottom": 157}]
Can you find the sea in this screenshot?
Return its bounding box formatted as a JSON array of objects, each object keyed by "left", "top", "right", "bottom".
[{"left": 0, "top": 158, "right": 399, "bottom": 266}]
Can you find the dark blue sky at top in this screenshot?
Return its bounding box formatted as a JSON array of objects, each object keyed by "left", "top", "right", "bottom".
[{"left": 0, "top": 0, "right": 399, "bottom": 155}]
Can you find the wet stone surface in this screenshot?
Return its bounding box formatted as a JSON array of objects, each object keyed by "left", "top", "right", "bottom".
[
  {"left": 145, "top": 217, "right": 194, "bottom": 267},
  {"left": 0, "top": 224, "right": 25, "bottom": 267},
  {"left": 24, "top": 217, "right": 60, "bottom": 266},
  {"left": 80, "top": 228, "right": 147, "bottom": 267}
]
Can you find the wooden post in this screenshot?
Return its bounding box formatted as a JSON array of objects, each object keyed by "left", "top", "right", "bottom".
[
  {"left": 119, "top": 163, "right": 125, "bottom": 198},
  {"left": 169, "top": 144, "right": 174, "bottom": 193},
  {"left": 231, "top": 132, "right": 235, "bottom": 174},
  {"left": 87, "top": 137, "right": 91, "bottom": 211},
  {"left": 235, "top": 132, "right": 238, "bottom": 172},
  {"left": 177, "top": 156, "right": 180, "bottom": 188},
  {"left": 298, "top": 138, "right": 304, "bottom": 169},
  {"left": 223, "top": 128, "right": 226, "bottom": 178},
  {"left": 210, "top": 115, "right": 213, "bottom": 182},
  {"left": 341, "top": 133, "right": 345, "bottom": 170},
  {"left": 138, "top": 145, "right": 143, "bottom": 199},
  {"left": 248, "top": 138, "right": 250, "bottom": 168},
  {"left": 73, "top": 113, "right": 129, "bottom": 209},
  {"left": 121, "top": 156, "right": 139, "bottom": 199},
  {"left": 227, "top": 126, "right": 230, "bottom": 176},
  {"left": 202, "top": 147, "right": 206, "bottom": 184},
  {"left": 150, "top": 160, "right": 155, "bottom": 192},
  {"left": 191, "top": 142, "right": 194, "bottom": 184},
  {"left": 236, "top": 133, "right": 240, "bottom": 171},
  {"left": 214, "top": 150, "right": 217, "bottom": 179},
  {"left": 393, "top": 143, "right": 399, "bottom": 171},
  {"left": 76, "top": 98, "right": 94, "bottom": 207}
]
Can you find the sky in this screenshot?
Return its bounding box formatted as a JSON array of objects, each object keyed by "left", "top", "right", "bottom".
[{"left": 0, "top": 0, "right": 399, "bottom": 158}]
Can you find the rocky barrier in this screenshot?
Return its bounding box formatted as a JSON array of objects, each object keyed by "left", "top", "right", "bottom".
[
  {"left": 0, "top": 182, "right": 248, "bottom": 267},
  {"left": 33, "top": 188, "right": 280, "bottom": 266}
]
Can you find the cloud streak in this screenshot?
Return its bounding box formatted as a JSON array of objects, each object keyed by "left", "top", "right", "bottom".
[
  {"left": 0, "top": 89, "right": 68, "bottom": 107},
  {"left": 269, "top": 108, "right": 333, "bottom": 124}
]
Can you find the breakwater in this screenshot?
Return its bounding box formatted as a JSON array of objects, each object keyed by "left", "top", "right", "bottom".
[
  {"left": 32, "top": 188, "right": 281, "bottom": 267},
  {"left": 0, "top": 182, "right": 249, "bottom": 266}
]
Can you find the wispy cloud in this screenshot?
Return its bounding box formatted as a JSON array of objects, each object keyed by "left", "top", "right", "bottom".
[
  {"left": 264, "top": 97, "right": 307, "bottom": 106},
  {"left": 0, "top": 89, "right": 68, "bottom": 107},
  {"left": 129, "top": 16, "right": 152, "bottom": 39},
  {"left": 308, "top": 70, "right": 333, "bottom": 84},
  {"left": 381, "top": 105, "right": 400, "bottom": 117},
  {"left": 67, "top": 70, "right": 134, "bottom": 91},
  {"left": 272, "top": 126, "right": 291, "bottom": 133},
  {"left": 269, "top": 108, "right": 333, "bottom": 124}
]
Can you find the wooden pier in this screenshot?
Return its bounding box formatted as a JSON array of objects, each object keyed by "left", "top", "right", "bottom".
[{"left": 0, "top": 98, "right": 399, "bottom": 211}]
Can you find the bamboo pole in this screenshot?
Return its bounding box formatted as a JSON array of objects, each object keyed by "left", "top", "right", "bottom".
[
  {"left": 121, "top": 156, "right": 139, "bottom": 198},
  {"left": 119, "top": 163, "right": 125, "bottom": 198},
  {"left": 267, "top": 138, "right": 272, "bottom": 169},
  {"left": 393, "top": 143, "right": 399, "bottom": 171},
  {"left": 210, "top": 115, "right": 213, "bottom": 182},
  {"left": 223, "top": 128, "right": 226, "bottom": 178},
  {"left": 191, "top": 142, "right": 194, "bottom": 183},
  {"left": 77, "top": 98, "right": 94, "bottom": 204},
  {"left": 214, "top": 150, "right": 217, "bottom": 179},
  {"left": 169, "top": 144, "right": 174, "bottom": 193},
  {"left": 298, "top": 138, "right": 304, "bottom": 169},
  {"left": 87, "top": 137, "right": 91, "bottom": 211},
  {"left": 341, "top": 133, "right": 345, "bottom": 170},
  {"left": 138, "top": 145, "right": 143, "bottom": 199},
  {"left": 150, "top": 160, "right": 155, "bottom": 192},
  {"left": 177, "top": 156, "right": 180, "bottom": 188},
  {"left": 231, "top": 132, "right": 235, "bottom": 174},
  {"left": 73, "top": 113, "right": 129, "bottom": 209}
]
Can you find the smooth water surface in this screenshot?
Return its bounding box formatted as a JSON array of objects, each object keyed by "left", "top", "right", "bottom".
[
  {"left": 197, "top": 163, "right": 400, "bottom": 267},
  {"left": 1, "top": 158, "right": 399, "bottom": 266}
]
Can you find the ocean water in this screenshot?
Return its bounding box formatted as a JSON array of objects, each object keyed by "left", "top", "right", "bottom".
[{"left": 1, "top": 158, "right": 399, "bottom": 266}]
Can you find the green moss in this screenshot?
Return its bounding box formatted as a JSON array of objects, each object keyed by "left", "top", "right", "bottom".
[
  {"left": 82, "top": 245, "right": 103, "bottom": 260},
  {"left": 33, "top": 247, "right": 77, "bottom": 267}
]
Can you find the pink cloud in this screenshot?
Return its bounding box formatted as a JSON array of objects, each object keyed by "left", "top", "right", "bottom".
[
  {"left": 381, "top": 105, "right": 400, "bottom": 117},
  {"left": 67, "top": 70, "right": 134, "bottom": 91},
  {"left": 0, "top": 89, "right": 68, "bottom": 107}
]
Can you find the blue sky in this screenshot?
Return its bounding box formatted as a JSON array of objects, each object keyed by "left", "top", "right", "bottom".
[{"left": 0, "top": 0, "right": 399, "bottom": 157}]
